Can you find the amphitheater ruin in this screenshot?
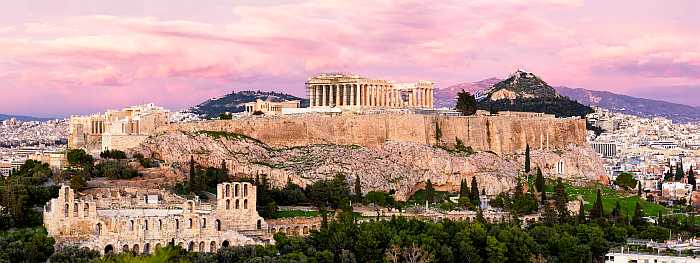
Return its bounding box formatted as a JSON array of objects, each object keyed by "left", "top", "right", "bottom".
[{"left": 43, "top": 182, "right": 319, "bottom": 254}]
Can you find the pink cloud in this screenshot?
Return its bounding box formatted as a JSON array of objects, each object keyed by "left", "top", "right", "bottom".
[{"left": 0, "top": 0, "right": 697, "bottom": 116}]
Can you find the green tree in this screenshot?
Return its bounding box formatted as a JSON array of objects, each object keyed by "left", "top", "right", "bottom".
[
  {"left": 425, "top": 179, "right": 435, "bottom": 204},
  {"left": 554, "top": 178, "right": 568, "bottom": 222},
  {"left": 459, "top": 178, "right": 470, "bottom": 198},
  {"left": 675, "top": 161, "right": 684, "bottom": 181},
  {"left": 69, "top": 175, "right": 87, "bottom": 191},
  {"left": 470, "top": 177, "right": 480, "bottom": 207},
  {"left": 614, "top": 172, "right": 638, "bottom": 190},
  {"left": 590, "top": 189, "right": 604, "bottom": 219},
  {"left": 524, "top": 144, "right": 531, "bottom": 174},
  {"left": 485, "top": 236, "right": 508, "bottom": 263},
  {"left": 49, "top": 246, "right": 100, "bottom": 263},
  {"left": 631, "top": 202, "right": 644, "bottom": 226},
  {"left": 354, "top": 175, "right": 362, "bottom": 202},
  {"left": 576, "top": 200, "right": 586, "bottom": 224},
  {"left": 189, "top": 155, "right": 196, "bottom": 189},
  {"left": 534, "top": 167, "right": 545, "bottom": 193},
  {"left": 688, "top": 166, "right": 696, "bottom": 191},
  {"left": 455, "top": 89, "right": 477, "bottom": 116},
  {"left": 66, "top": 149, "right": 94, "bottom": 169}
]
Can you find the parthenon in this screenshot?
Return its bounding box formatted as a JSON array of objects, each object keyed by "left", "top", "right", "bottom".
[{"left": 305, "top": 73, "right": 434, "bottom": 109}]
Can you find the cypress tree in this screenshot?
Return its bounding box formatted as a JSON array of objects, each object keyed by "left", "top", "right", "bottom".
[
  {"left": 426, "top": 179, "right": 435, "bottom": 204},
  {"left": 189, "top": 156, "right": 196, "bottom": 188},
  {"left": 554, "top": 178, "right": 568, "bottom": 222},
  {"left": 470, "top": 177, "right": 480, "bottom": 206},
  {"left": 535, "top": 167, "right": 545, "bottom": 193},
  {"left": 590, "top": 189, "right": 604, "bottom": 218},
  {"left": 540, "top": 190, "right": 547, "bottom": 205},
  {"left": 221, "top": 160, "right": 228, "bottom": 181},
  {"left": 515, "top": 178, "right": 524, "bottom": 198},
  {"left": 657, "top": 210, "right": 663, "bottom": 225},
  {"left": 524, "top": 144, "right": 531, "bottom": 174},
  {"left": 688, "top": 166, "right": 696, "bottom": 191},
  {"left": 354, "top": 175, "right": 362, "bottom": 202},
  {"left": 637, "top": 181, "right": 642, "bottom": 196},
  {"left": 664, "top": 166, "right": 674, "bottom": 181},
  {"left": 675, "top": 161, "right": 685, "bottom": 181},
  {"left": 455, "top": 89, "right": 477, "bottom": 116},
  {"left": 576, "top": 199, "right": 586, "bottom": 224},
  {"left": 459, "top": 179, "right": 469, "bottom": 198},
  {"left": 632, "top": 202, "right": 643, "bottom": 226}
]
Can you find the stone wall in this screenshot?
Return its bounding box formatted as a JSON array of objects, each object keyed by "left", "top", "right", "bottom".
[{"left": 157, "top": 113, "right": 586, "bottom": 155}]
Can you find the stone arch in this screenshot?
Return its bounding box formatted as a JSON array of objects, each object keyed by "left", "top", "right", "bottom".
[
  {"left": 235, "top": 199, "right": 239, "bottom": 209},
  {"left": 199, "top": 241, "right": 205, "bottom": 252},
  {"left": 235, "top": 184, "right": 240, "bottom": 197},
  {"left": 96, "top": 223, "right": 102, "bottom": 235},
  {"left": 303, "top": 226, "right": 309, "bottom": 234},
  {"left": 311, "top": 225, "right": 317, "bottom": 231},
  {"left": 222, "top": 240, "right": 230, "bottom": 247},
  {"left": 122, "top": 244, "right": 129, "bottom": 252},
  {"left": 215, "top": 219, "right": 221, "bottom": 231},
  {"left": 64, "top": 203, "right": 69, "bottom": 218},
  {"left": 132, "top": 244, "right": 140, "bottom": 254},
  {"left": 144, "top": 243, "right": 150, "bottom": 254},
  {"left": 294, "top": 226, "right": 300, "bottom": 235},
  {"left": 129, "top": 220, "right": 134, "bottom": 231},
  {"left": 84, "top": 203, "right": 89, "bottom": 217},
  {"left": 225, "top": 184, "right": 231, "bottom": 197},
  {"left": 188, "top": 218, "right": 193, "bottom": 229},
  {"left": 226, "top": 199, "right": 230, "bottom": 210},
  {"left": 73, "top": 203, "right": 78, "bottom": 217},
  {"left": 64, "top": 187, "right": 69, "bottom": 198},
  {"left": 210, "top": 241, "right": 216, "bottom": 252},
  {"left": 188, "top": 241, "right": 194, "bottom": 251},
  {"left": 145, "top": 219, "right": 149, "bottom": 230},
  {"left": 244, "top": 184, "right": 249, "bottom": 197},
  {"left": 158, "top": 219, "right": 163, "bottom": 230},
  {"left": 244, "top": 199, "right": 248, "bottom": 209},
  {"left": 104, "top": 244, "right": 114, "bottom": 254},
  {"left": 201, "top": 217, "right": 207, "bottom": 229},
  {"left": 155, "top": 243, "right": 161, "bottom": 251},
  {"left": 256, "top": 219, "right": 262, "bottom": 230},
  {"left": 271, "top": 227, "right": 276, "bottom": 233}
]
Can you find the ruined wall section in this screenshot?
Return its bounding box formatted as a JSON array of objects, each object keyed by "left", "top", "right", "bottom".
[{"left": 158, "top": 114, "right": 586, "bottom": 155}]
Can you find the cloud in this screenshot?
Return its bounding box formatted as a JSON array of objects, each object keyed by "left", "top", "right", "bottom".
[{"left": 0, "top": 0, "right": 697, "bottom": 115}]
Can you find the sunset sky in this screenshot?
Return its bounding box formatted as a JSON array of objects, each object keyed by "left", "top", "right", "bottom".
[{"left": 1, "top": 0, "right": 698, "bottom": 117}]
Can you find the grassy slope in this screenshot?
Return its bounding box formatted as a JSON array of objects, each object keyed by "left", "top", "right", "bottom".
[{"left": 544, "top": 182, "right": 666, "bottom": 217}]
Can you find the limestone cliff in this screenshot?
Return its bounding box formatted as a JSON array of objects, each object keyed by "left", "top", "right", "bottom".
[{"left": 132, "top": 130, "right": 605, "bottom": 200}]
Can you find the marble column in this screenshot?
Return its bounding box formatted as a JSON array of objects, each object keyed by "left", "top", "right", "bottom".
[
  {"left": 321, "top": 85, "right": 326, "bottom": 106},
  {"left": 334, "top": 84, "right": 340, "bottom": 107},
  {"left": 355, "top": 84, "right": 360, "bottom": 106}
]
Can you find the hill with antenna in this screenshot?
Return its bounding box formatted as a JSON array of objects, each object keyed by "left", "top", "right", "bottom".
[
  {"left": 476, "top": 70, "right": 593, "bottom": 118},
  {"left": 190, "top": 90, "right": 309, "bottom": 118}
]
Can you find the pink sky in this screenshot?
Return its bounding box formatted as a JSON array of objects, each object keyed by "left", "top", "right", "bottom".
[{"left": 1, "top": 0, "right": 699, "bottom": 117}]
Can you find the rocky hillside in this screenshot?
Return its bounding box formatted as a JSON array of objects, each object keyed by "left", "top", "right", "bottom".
[
  {"left": 191, "top": 91, "right": 309, "bottom": 118},
  {"left": 132, "top": 130, "right": 607, "bottom": 200},
  {"left": 433, "top": 78, "right": 499, "bottom": 108},
  {"left": 476, "top": 70, "right": 593, "bottom": 118}
]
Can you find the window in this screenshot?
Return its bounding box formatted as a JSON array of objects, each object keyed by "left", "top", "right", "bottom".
[
  {"left": 64, "top": 203, "right": 69, "bottom": 218},
  {"left": 235, "top": 184, "right": 240, "bottom": 197},
  {"left": 235, "top": 200, "right": 239, "bottom": 209},
  {"left": 202, "top": 218, "right": 207, "bottom": 229},
  {"left": 244, "top": 185, "right": 248, "bottom": 197},
  {"left": 244, "top": 199, "right": 248, "bottom": 209},
  {"left": 129, "top": 220, "right": 134, "bottom": 231},
  {"left": 215, "top": 219, "right": 221, "bottom": 231},
  {"left": 188, "top": 218, "right": 193, "bottom": 229},
  {"left": 175, "top": 219, "right": 179, "bottom": 229},
  {"left": 96, "top": 223, "right": 102, "bottom": 235},
  {"left": 226, "top": 200, "right": 230, "bottom": 210},
  {"left": 73, "top": 203, "right": 78, "bottom": 217},
  {"left": 84, "top": 204, "right": 89, "bottom": 217},
  {"left": 225, "top": 185, "right": 230, "bottom": 197},
  {"left": 158, "top": 219, "right": 162, "bottom": 230},
  {"left": 145, "top": 220, "right": 149, "bottom": 230}
]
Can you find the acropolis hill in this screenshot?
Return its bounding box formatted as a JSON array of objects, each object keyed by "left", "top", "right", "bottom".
[
  {"left": 156, "top": 112, "right": 586, "bottom": 155},
  {"left": 137, "top": 112, "right": 604, "bottom": 200}
]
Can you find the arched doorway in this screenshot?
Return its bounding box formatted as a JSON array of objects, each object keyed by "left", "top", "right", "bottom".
[
  {"left": 132, "top": 244, "right": 140, "bottom": 254},
  {"left": 155, "top": 243, "right": 162, "bottom": 251},
  {"left": 104, "top": 244, "right": 114, "bottom": 254},
  {"left": 257, "top": 219, "right": 262, "bottom": 229},
  {"left": 199, "top": 241, "right": 205, "bottom": 252},
  {"left": 122, "top": 244, "right": 129, "bottom": 252},
  {"left": 144, "top": 243, "right": 150, "bottom": 255},
  {"left": 210, "top": 241, "right": 216, "bottom": 252},
  {"left": 222, "top": 240, "right": 230, "bottom": 247},
  {"left": 188, "top": 241, "right": 194, "bottom": 252}
]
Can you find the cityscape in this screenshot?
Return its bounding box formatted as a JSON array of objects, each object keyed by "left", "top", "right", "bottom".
[{"left": 1, "top": 1, "right": 700, "bottom": 263}]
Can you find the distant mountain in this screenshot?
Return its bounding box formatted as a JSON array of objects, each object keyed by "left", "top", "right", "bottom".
[
  {"left": 437, "top": 74, "right": 700, "bottom": 123},
  {"left": 434, "top": 78, "right": 499, "bottom": 108},
  {"left": 191, "top": 90, "right": 309, "bottom": 118},
  {"left": 555, "top": 86, "right": 700, "bottom": 123},
  {"left": 475, "top": 70, "right": 593, "bottom": 118},
  {"left": 0, "top": 114, "right": 55, "bottom": 122}
]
